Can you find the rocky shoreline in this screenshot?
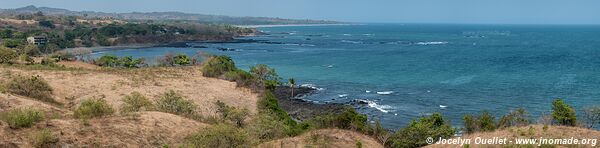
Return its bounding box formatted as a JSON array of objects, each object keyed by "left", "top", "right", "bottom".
[{"left": 272, "top": 86, "right": 346, "bottom": 121}]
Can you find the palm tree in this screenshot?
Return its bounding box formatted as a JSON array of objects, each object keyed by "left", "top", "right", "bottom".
[{"left": 288, "top": 78, "right": 295, "bottom": 98}]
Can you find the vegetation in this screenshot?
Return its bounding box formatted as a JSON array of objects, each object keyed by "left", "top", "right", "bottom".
[
  {"left": 464, "top": 109, "right": 531, "bottom": 134},
  {"left": 498, "top": 108, "right": 530, "bottom": 128},
  {"left": 215, "top": 101, "right": 249, "bottom": 127},
  {"left": 256, "top": 91, "right": 303, "bottom": 136},
  {"left": 582, "top": 106, "right": 600, "bottom": 128},
  {"left": 120, "top": 92, "right": 154, "bottom": 113},
  {"left": 464, "top": 111, "right": 497, "bottom": 133},
  {"left": 309, "top": 107, "right": 369, "bottom": 132},
  {"left": 29, "top": 129, "right": 58, "bottom": 148},
  {"left": 288, "top": 78, "right": 295, "bottom": 97},
  {"left": 74, "top": 97, "right": 115, "bottom": 119},
  {"left": 184, "top": 124, "right": 250, "bottom": 148},
  {"left": 551, "top": 99, "right": 577, "bottom": 126},
  {"left": 201, "top": 55, "right": 236, "bottom": 77},
  {"left": 0, "top": 46, "right": 18, "bottom": 64},
  {"left": 250, "top": 64, "right": 280, "bottom": 90},
  {"left": 155, "top": 90, "right": 196, "bottom": 116},
  {"left": 388, "top": 113, "right": 455, "bottom": 148},
  {"left": 0, "top": 108, "right": 44, "bottom": 129},
  {"left": 94, "top": 55, "right": 145, "bottom": 68},
  {"left": 5, "top": 75, "right": 56, "bottom": 103}
]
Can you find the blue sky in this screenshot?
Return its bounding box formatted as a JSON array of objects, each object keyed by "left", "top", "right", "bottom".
[{"left": 1, "top": 0, "right": 600, "bottom": 24}]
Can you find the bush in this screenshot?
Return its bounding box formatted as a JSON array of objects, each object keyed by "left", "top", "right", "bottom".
[
  {"left": 19, "top": 54, "right": 33, "bottom": 64},
  {"left": 29, "top": 129, "right": 58, "bottom": 148},
  {"left": 582, "top": 106, "right": 600, "bottom": 128},
  {"left": 215, "top": 101, "right": 249, "bottom": 127},
  {"left": 6, "top": 75, "right": 56, "bottom": 103},
  {"left": 552, "top": 99, "right": 577, "bottom": 126},
  {"left": 246, "top": 114, "right": 288, "bottom": 143},
  {"left": 498, "top": 108, "right": 530, "bottom": 128},
  {"left": 463, "top": 111, "right": 497, "bottom": 133},
  {"left": 0, "top": 108, "right": 44, "bottom": 129},
  {"left": 388, "top": 113, "right": 455, "bottom": 148},
  {"left": 94, "top": 55, "right": 144, "bottom": 68},
  {"left": 120, "top": 92, "right": 153, "bottom": 113},
  {"left": 155, "top": 90, "right": 196, "bottom": 116},
  {"left": 184, "top": 124, "right": 250, "bottom": 148},
  {"left": 74, "top": 98, "right": 115, "bottom": 119},
  {"left": 0, "top": 46, "right": 17, "bottom": 64},
  {"left": 309, "top": 107, "right": 369, "bottom": 133},
  {"left": 256, "top": 91, "right": 309, "bottom": 136},
  {"left": 95, "top": 55, "right": 118, "bottom": 67},
  {"left": 201, "top": 55, "right": 236, "bottom": 77},
  {"left": 174, "top": 54, "right": 191, "bottom": 65}
]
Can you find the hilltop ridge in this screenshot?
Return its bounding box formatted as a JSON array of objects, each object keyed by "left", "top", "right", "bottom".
[{"left": 0, "top": 5, "right": 340, "bottom": 25}]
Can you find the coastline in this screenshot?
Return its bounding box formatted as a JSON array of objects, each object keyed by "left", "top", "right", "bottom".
[
  {"left": 273, "top": 86, "right": 346, "bottom": 121},
  {"left": 235, "top": 23, "right": 361, "bottom": 28}
]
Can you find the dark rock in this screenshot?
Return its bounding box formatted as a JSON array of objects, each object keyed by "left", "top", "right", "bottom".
[{"left": 272, "top": 86, "right": 346, "bottom": 122}]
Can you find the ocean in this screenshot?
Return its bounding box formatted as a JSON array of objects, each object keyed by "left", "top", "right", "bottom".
[{"left": 92, "top": 24, "right": 600, "bottom": 129}]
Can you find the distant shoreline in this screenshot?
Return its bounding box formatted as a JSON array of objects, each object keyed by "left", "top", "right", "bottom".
[{"left": 235, "top": 23, "right": 361, "bottom": 28}]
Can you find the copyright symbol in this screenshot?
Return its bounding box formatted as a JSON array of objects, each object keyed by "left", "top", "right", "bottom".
[{"left": 426, "top": 137, "right": 434, "bottom": 144}]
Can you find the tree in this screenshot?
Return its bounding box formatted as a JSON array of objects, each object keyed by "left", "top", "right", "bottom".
[
  {"left": 0, "top": 46, "right": 17, "bottom": 64},
  {"left": 38, "top": 20, "right": 55, "bottom": 28},
  {"left": 0, "top": 29, "right": 13, "bottom": 38},
  {"left": 552, "top": 99, "right": 577, "bottom": 126},
  {"left": 250, "top": 64, "right": 280, "bottom": 90},
  {"left": 288, "top": 78, "right": 295, "bottom": 98},
  {"left": 582, "top": 106, "right": 600, "bottom": 128}
]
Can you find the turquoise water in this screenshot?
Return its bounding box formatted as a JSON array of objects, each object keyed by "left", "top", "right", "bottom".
[{"left": 92, "top": 24, "right": 600, "bottom": 129}]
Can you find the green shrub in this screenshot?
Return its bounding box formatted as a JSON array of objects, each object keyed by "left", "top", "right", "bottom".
[
  {"left": 0, "top": 108, "right": 44, "bottom": 129},
  {"left": 463, "top": 111, "right": 497, "bottom": 133},
  {"left": 552, "top": 99, "right": 577, "bottom": 126},
  {"left": 215, "top": 101, "right": 249, "bottom": 127},
  {"left": 201, "top": 55, "right": 236, "bottom": 77},
  {"left": 6, "top": 75, "right": 56, "bottom": 103},
  {"left": 155, "top": 90, "right": 196, "bottom": 116},
  {"left": 74, "top": 98, "right": 115, "bottom": 119},
  {"left": 356, "top": 140, "right": 363, "bottom": 148},
  {"left": 184, "top": 124, "right": 250, "bottom": 148},
  {"left": 95, "top": 55, "right": 119, "bottom": 67},
  {"left": 309, "top": 107, "right": 369, "bottom": 133},
  {"left": 0, "top": 46, "right": 18, "bottom": 64},
  {"left": 94, "top": 55, "right": 144, "bottom": 68},
  {"left": 174, "top": 54, "right": 191, "bottom": 65},
  {"left": 29, "top": 129, "right": 58, "bottom": 148},
  {"left": 120, "top": 92, "right": 153, "bottom": 113},
  {"left": 479, "top": 111, "right": 496, "bottom": 131},
  {"left": 246, "top": 114, "right": 288, "bottom": 143},
  {"left": 256, "top": 91, "right": 309, "bottom": 136},
  {"left": 388, "top": 113, "right": 455, "bottom": 148}
]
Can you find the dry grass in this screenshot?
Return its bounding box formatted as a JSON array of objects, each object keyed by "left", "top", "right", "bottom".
[
  {"left": 258, "top": 129, "right": 383, "bottom": 148},
  {"left": 0, "top": 64, "right": 258, "bottom": 147},
  {"left": 0, "top": 63, "right": 258, "bottom": 117}
]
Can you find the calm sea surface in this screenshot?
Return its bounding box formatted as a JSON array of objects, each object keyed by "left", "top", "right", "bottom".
[{"left": 93, "top": 24, "right": 600, "bottom": 129}]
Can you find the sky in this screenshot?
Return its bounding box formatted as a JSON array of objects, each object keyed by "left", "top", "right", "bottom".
[{"left": 1, "top": 0, "right": 600, "bottom": 24}]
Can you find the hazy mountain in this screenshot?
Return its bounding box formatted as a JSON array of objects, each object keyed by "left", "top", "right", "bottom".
[{"left": 0, "top": 5, "right": 339, "bottom": 25}]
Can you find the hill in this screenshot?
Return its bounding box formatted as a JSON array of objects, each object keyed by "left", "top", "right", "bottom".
[{"left": 0, "top": 5, "right": 339, "bottom": 25}]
